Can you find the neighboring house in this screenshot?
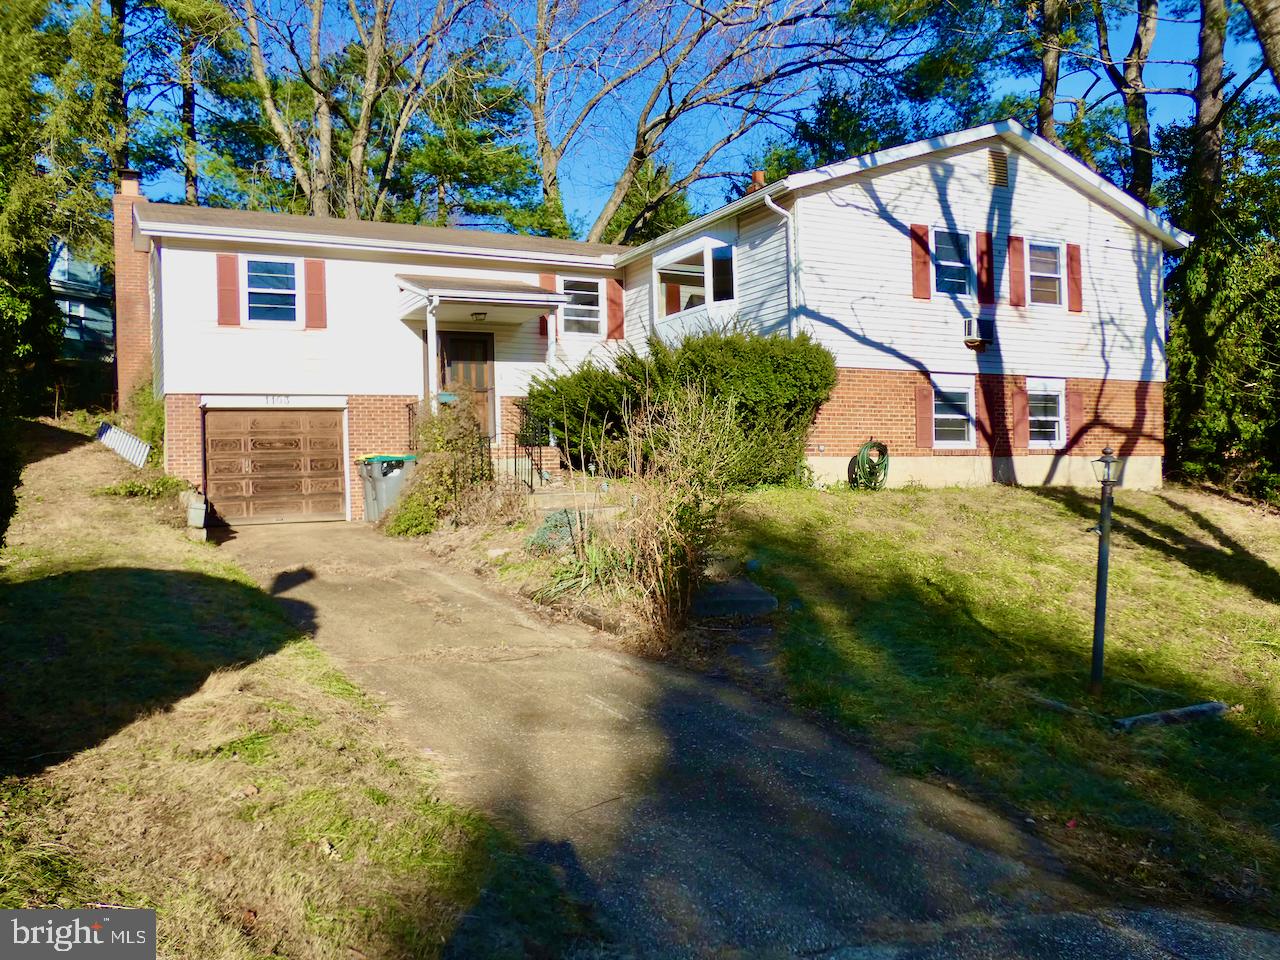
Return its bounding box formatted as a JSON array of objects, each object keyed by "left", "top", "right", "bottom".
[
  {"left": 51, "top": 242, "right": 114, "bottom": 361},
  {"left": 112, "top": 118, "right": 1190, "bottom": 525}
]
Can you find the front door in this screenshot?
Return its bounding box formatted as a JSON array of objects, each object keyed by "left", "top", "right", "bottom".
[{"left": 438, "top": 332, "right": 496, "bottom": 436}]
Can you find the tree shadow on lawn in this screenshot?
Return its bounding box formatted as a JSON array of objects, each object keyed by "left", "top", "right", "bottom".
[
  {"left": 0, "top": 566, "right": 314, "bottom": 778},
  {"left": 14, "top": 419, "right": 93, "bottom": 469},
  {"left": 731, "top": 509, "right": 1280, "bottom": 922},
  {"left": 1031, "top": 486, "right": 1280, "bottom": 606}
]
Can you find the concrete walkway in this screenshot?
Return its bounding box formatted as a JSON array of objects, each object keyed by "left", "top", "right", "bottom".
[{"left": 224, "top": 523, "right": 1279, "bottom": 960}]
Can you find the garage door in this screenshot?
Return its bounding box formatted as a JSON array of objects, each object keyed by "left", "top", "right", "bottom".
[{"left": 204, "top": 409, "right": 345, "bottom": 524}]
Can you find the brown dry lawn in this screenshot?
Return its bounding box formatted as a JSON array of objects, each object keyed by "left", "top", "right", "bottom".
[{"left": 0, "top": 419, "right": 594, "bottom": 959}]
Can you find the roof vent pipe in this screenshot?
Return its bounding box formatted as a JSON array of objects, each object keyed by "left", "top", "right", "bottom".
[{"left": 747, "top": 170, "right": 766, "bottom": 193}]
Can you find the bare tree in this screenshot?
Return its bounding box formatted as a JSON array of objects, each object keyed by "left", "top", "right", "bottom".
[
  {"left": 1092, "top": 0, "right": 1159, "bottom": 203},
  {"left": 235, "top": 0, "right": 471, "bottom": 218},
  {"left": 493, "top": 0, "right": 877, "bottom": 241}
]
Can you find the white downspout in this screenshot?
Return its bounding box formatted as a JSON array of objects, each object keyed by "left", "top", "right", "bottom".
[{"left": 762, "top": 192, "right": 796, "bottom": 339}]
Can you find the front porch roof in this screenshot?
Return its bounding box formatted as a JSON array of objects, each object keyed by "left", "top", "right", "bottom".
[{"left": 396, "top": 274, "right": 571, "bottom": 308}]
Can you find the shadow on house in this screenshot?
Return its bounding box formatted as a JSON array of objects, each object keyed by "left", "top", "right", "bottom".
[{"left": 0, "top": 566, "right": 313, "bottom": 778}]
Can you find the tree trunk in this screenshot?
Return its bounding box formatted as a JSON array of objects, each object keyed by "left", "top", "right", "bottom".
[
  {"left": 309, "top": 0, "right": 333, "bottom": 218},
  {"left": 1037, "top": 0, "right": 1065, "bottom": 146},
  {"left": 108, "top": 0, "right": 128, "bottom": 175},
  {"left": 1188, "top": 0, "right": 1227, "bottom": 232},
  {"left": 179, "top": 29, "right": 198, "bottom": 205},
  {"left": 1122, "top": 0, "right": 1158, "bottom": 204},
  {"left": 1239, "top": 0, "right": 1280, "bottom": 92}
]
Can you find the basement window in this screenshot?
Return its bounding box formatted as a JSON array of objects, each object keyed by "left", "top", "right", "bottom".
[
  {"left": 1027, "top": 378, "right": 1066, "bottom": 448},
  {"left": 932, "top": 374, "right": 976, "bottom": 448},
  {"left": 245, "top": 258, "right": 299, "bottom": 323}
]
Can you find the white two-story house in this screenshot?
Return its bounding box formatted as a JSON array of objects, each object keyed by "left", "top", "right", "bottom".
[{"left": 112, "top": 118, "right": 1189, "bottom": 523}]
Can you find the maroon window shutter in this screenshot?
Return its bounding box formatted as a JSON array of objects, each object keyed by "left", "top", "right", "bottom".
[
  {"left": 915, "top": 382, "right": 934, "bottom": 449},
  {"left": 976, "top": 231, "right": 995, "bottom": 305},
  {"left": 1066, "top": 385, "right": 1086, "bottom": 449},
  {"left": 538, "top": 272, "right": 556, "bottom": 336},
  {"left": 664, "top": 282, "right": 682, "bottom": 316},
  {"left": 1012, "top": 386, "right": 1029, "bottom": 448},
  {"left": 216, "top": 254, "right": 240, "bottom": 326},
  {"left": 1066, "top": 243, "right": 1083, "bottom": 312},
  {"left": 910, "top": 224, "right": 931, "bottom": 300},
  {"left": 1007, "top": 236, "right": 1026, "bottom": 307},
  {"left": 605, "top": 278, "right": 624, "bottom": 340},
  {"left": 304, "top": 259, "right": 326, "bottom": 329}
]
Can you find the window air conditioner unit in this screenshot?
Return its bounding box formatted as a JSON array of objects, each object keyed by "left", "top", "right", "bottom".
[{"left": 963, "top": 316, "right": 993, "bottom": 351}]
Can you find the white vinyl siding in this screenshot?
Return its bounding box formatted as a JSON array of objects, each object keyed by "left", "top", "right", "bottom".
[
  {"left": 793, "top": 139, "right": 1166, "bottom": 383},
  {"left": 734, "top": 205, "right": 789, "bottom": 335}
]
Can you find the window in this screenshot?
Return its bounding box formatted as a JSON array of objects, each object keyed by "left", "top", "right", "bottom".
[
  {"left": 711, "top": 247, "right": 734, "bottom": 302},
  {"left": 932, "top": 377, "right": 974, "bottom": 447},
  {"left": 245, "top": 258, "right": 299, "bottom": 323},
  {"left": 1027, "top": 378, "right": 1066, "bottom": 448},
  {"left": 933, "top": 230, "right": 971, "bottom": 297},
  {"left": 658, "top": 243, "right": 734, "bottom": 317},
  {"left": 1028, "top": 242, "right": 1063, "bottom": 305},
  {"left": 562, "top": 278, "right": 602, "bottom": 334}
]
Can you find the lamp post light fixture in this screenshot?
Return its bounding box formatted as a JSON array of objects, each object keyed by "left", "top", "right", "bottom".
[{"left": 1089, "top": 447, "right": 1119, "bottom": 696}]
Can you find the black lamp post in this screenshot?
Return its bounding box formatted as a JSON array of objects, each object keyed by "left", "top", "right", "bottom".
[{"left": 1089, "top": 447, "right": 1119, "bottom": 696}]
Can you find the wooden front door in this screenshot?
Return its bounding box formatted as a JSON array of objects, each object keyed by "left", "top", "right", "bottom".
[
  {"left": 204, "top": 408, "right": 346, "bottom": 524},
  {"left": 438, "top": 332, "right": 496, "bottom": 436}
]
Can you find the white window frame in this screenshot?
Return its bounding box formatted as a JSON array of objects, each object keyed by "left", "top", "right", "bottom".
[
  {"left": 650, "top": 233, "right": 736, "bottom": 324},
  {"left": 560, "top": 276, "right": 605, "bottom": 338},
  {"left": 931, "top": 227, "right": 975, "bottom": 300},
  {"left": 241, "top": 255, "right": 305, "bottom": 328},
  {"left": 1026, "top": 239, "right": 1065, "bottom": 308},
  {"left": 1026, "top": 377, "right": 1067, "bottom": 449},
  {"left": 931, "top": 372, "right": 977, "bottom": 449}
]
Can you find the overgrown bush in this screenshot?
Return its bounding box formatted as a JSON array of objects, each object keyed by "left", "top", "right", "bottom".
[
  {"left": 125, "top": 379, "right": 165, "bottom": 467},
  {"left": 522, "top": 330, "right": 836, "bottom": 485},
  {"left": 384, "top": 390, "right": 525, "bottom": 537},
  {"left": 535, "top": 385, "right": 757, "bottom": 644}
]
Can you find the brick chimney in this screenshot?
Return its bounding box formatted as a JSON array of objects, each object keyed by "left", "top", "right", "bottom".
[
  {"left": 112, "top": 170, "right": 151, "bottom": 408},
  {"left": 747, "top": 170, "right": 766, "bottom": 193}
]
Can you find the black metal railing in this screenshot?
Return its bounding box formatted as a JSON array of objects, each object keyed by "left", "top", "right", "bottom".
[{"left": 512, "top": 398, "right": 552, "bottom": 492}]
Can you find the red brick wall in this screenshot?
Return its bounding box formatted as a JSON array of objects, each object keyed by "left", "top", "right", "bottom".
[
  {"left": 112, "top": 183, "right": 151, "bottom": 407},
  {"left": 347, "top": 395, "right": 418, "bottom": 520},
  {"left": 808, "top": 368, "right": 1163, "bottom": 459},
  {"left": 164, "top": 394, "right": 204, "bottom": 488}
]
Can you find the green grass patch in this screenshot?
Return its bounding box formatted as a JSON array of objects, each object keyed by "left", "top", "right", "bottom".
[
  {"left": 726, "top": 484, "right": 1280, "bottom": 922},
  {"left": 97, "top": 474, "right": 190, "bottom": 499}
]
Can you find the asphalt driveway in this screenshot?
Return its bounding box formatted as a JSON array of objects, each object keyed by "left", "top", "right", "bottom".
[{"left": 224, "top": 522, "right": 1280, "bottom": 959}]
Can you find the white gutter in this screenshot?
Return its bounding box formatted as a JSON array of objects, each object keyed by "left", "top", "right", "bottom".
[
  {"left": 133, "top": 217, "right": 621, "bottom": 270},
  {"left": 762, "top": 193, "right": 798, "bottom": 339}
]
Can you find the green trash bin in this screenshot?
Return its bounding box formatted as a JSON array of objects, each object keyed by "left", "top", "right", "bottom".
[{"left": 357, "top": 455, "right": 418, "bottom": 522}]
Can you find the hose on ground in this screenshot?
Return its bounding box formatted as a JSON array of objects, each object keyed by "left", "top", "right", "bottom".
[{"left": 848, "top": 440, "right": 889, "bottom": 490}]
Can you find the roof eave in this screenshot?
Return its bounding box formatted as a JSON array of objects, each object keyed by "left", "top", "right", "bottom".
[
  {"left": 614, "top": 182, "right": 790, "bottom": 267},
  {"left": 133, "top": 216, "right": 623, "bottom": 269},
  {"left": 781, "top": 117, "right": 1191, "bottom": 251}
]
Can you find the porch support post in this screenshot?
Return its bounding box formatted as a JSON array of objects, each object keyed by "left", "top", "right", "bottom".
[
  {"left": 426, "top": 295, "right": 440, "bottom": 413},
  {"left": 545, "top": 298, "right": 558, "bottom": 367}
]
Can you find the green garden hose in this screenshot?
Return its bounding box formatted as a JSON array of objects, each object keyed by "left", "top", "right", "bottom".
[{"left": 848, "top": 440, "right": 889, "bottom": 490}]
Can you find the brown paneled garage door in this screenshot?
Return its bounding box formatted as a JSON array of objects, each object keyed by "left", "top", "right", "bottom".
[{"left": 204, "top": 409, "right": 345, "bottom": 524}]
